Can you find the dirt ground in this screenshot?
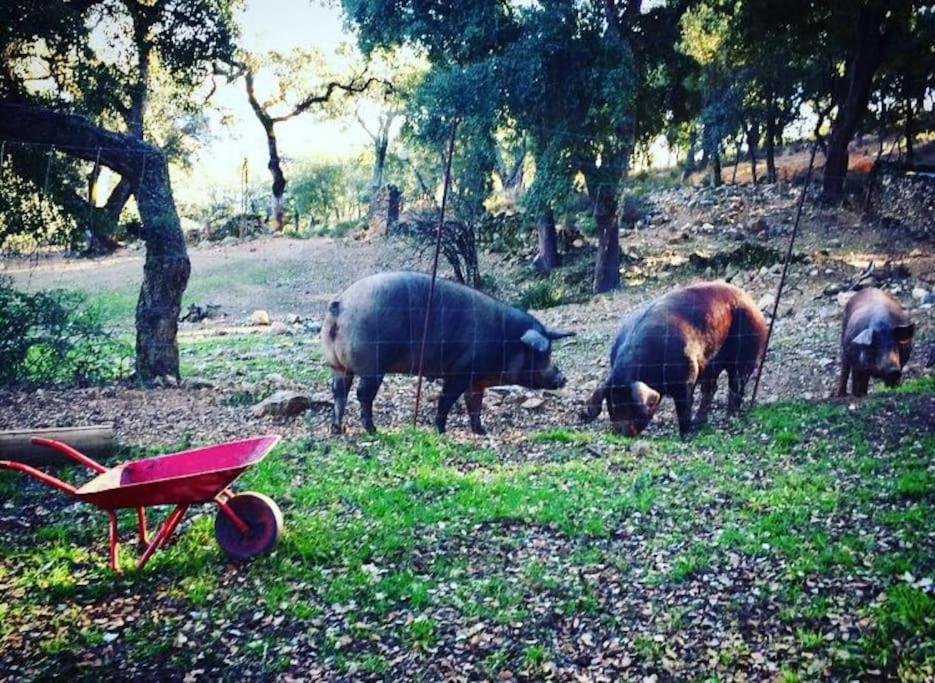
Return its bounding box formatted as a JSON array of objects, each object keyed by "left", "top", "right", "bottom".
[{"left": 1, "top": 183, "right": 932, "bottom": 446}]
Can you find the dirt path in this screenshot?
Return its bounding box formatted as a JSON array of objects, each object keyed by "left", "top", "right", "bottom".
[{"left": 4, "top": 234, "right": 396, "bottom": 321}]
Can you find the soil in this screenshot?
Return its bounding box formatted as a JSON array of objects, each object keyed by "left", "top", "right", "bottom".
[{"left": 1, "top": 183, "right": 932, "bottom": 447}]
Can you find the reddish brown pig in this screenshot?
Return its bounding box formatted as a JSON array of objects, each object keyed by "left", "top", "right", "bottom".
[
  {"left": 837, "top": 288, "right": 914, "bottom": 396},
  {"left": 582, "top": 282, "right": 767, "bottom": 437}
]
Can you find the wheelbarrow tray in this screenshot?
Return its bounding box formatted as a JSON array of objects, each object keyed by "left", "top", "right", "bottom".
[{"left": 75, "top": 435, "right": 280, "bottom": 510}]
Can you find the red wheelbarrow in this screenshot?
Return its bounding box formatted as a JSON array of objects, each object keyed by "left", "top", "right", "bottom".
[{"left": 0, "top": 435, "right": 283, "bottom": 572}]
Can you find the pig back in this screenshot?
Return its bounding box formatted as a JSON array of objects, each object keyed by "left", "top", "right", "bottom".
[
  {"left": 842, "top": 288, "right": 910, "bottom": 342},
  {"left": 324, "top": 272, "right": 539, "bottom": 379},
  {"left": 610, "top": 282, "right": 765, "bottom": 390}
]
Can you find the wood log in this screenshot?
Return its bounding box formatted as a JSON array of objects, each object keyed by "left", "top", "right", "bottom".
[{"left": 0, "top": 425, "right": 115, "bottom": 467}]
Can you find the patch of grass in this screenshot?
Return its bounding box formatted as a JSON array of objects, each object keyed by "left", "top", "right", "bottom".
[
  {"left": 531, "top": 427, "right": 592, "bottom": 445},
  {"left": 402, "top": 616, "right": 437, "bottom": 650},
  {"left": 522, "top": 642, "right": 549, "bottom": 670},
  {"left": 893, "top": 469, "right": 931, "bottom": 499},
  {"left": 178, "top": 332, "right": 327, "bottom": 385}
]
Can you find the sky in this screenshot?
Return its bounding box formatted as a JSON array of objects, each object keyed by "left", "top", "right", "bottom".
[{"left": 174, "top": 0, "right": 374, "bottom": 204}]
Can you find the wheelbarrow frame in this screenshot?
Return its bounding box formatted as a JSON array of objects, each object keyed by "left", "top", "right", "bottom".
[{"left": 0, "top": 435, "right": 282, "bottom": 572}]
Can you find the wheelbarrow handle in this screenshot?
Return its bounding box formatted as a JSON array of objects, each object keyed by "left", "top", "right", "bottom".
[
  {"left": 30, "top": 437, "right": 107, "bottom": 474},
  {"left": 0, "top": 460, "right": 78, "bottom": 496}
]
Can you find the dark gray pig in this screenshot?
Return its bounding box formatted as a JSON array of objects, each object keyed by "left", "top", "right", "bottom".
[
  {"left": 581, "top": 281, "right": 767, "bottom": 437},
  {"left": 837, "top": 287, "right": 914, "bottom": 396},
  {"left": 322, "top": 271, "right": 574, "bottom": 434}
]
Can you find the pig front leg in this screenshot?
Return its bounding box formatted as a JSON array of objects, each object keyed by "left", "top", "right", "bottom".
[
  {"left": 356, "top": 375, "right": 385, "bottom": 433},
  {"left": 435, "top": 377, "right": 470, "bottom": 433},
  {"left": 836, "top": 356, "right": 851, "bottom": 397},
  {"left": 330, "top": 370, "right": 355, "bottom": 434},
  {"left": 851, "top": 370, "right": 870, "bottom": 397},
  {"left": 694, "top": 376, "right": 717, "bottom": 426},
  {"left": 674, "top": 384, "right": 695, "bottom": 439},
  {"left": 463, "top": 385, "right": 486, "bottom": 435}
]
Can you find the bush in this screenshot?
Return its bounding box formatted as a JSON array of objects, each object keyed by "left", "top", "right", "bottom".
[{"left": 0, "top": 276, "right": 132, "bottom": 386}]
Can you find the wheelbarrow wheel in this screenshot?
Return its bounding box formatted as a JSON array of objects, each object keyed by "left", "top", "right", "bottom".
[{"left": 215, "top": 492, "right": 283, "bottom": 560}]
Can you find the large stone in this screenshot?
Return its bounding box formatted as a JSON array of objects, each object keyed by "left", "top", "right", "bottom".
[
  {"left": 252, "top": 390, "right": 312, "bottom": 417},
  {"left": 757, "top": 293, "right": 776, "bottom": 312},
  {"left": 520, "top": 397, "right": 545, "bottom": 410},
  {"left": 251, "top": 310, "right": 271, "bottom": 326}
]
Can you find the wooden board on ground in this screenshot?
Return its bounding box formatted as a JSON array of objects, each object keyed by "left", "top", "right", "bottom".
[{"left": 0, "top": 424, "right": 115, "bottom": 467}]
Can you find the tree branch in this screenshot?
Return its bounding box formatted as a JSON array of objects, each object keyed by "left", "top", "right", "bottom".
[{"left": 272, "top": 76, "right": 382, "bottom": 123}]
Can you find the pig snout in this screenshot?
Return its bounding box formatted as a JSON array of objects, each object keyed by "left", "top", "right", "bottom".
[
  {"left": 879, "top": 350, "right": 902, "bottom": 386},
  {"left": 541, "top": 366, "right": 566, "bottom": 389}
]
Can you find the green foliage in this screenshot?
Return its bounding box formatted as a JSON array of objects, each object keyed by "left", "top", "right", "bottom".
[
  {"left": 0, "top": 276, "right": 132, "bottom": 386},
  {"left": 289, "top": 157, "right": 371, "bottom": 230}
]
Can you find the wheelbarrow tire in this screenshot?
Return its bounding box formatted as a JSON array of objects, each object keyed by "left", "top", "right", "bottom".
[{"left": 215, "top": 492, "right": 283, "bottom": 561}]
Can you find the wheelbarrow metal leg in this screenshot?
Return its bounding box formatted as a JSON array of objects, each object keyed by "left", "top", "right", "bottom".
[
  {"left": 136, "top": 504, "right": 188, "bottom": 570},
  {"left": 136, "top": 507, "right": 150, "bottom": 546},
  {"left": 107, "top": 511, "right": 121, "bottom": 574}
]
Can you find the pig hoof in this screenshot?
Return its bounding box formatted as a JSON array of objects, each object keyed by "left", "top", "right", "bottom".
[
  {"left": 471, "top": 426, "right": 488, "bottom": 436},
  {"left": 330, "top": 423, "right": 345, "bottom": 435},
  {"left": 363, "top": 422, "right": 377, "bottom": 434}
]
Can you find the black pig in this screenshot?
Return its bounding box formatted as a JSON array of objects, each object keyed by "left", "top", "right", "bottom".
[
  {"left": 322, "top": 272, "right": 574, "bottom": 434},
  {"left": 837, "top": 288, "right": 914, "bottom": 396},
  {"left": 582, "top": 281, "right": 767, "bottom": 437}
]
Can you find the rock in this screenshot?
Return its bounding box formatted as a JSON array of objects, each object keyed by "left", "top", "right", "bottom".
[
  {"left": 250, "top": 309, "right": 271, "bottom": 326},
  {"left": 836, "top": 291, "right": 856, "bottom": 307},
  {"left": 252, "top": 390, "right": 312, "bottom": 418},
  {"left": 268, "top": 321, "right": 290, "bottom": 335},
  {"left": 818, "top": 306, "right": 838, "bottom": 321},
  {"left": 631, "top": 440, "right": 651, "bottom": 457},
  {"left": 827, "top": 238, "right": 842, "bottom": 248},
  {"left": 912, "top": 286, "right": 929, "bottom": 302},
  {"left": 652, "top": 214, "right": 668, "bottom": 225},
  {"left": 185, "top": 376, "right": 216, "bottom": 389},
  {"left": 160, "top": 374, "right": 178, "bottom": 387},
  {"left": 749, "top": 218, "right": 768, "bottom": 234},
  {"left": 287, "top": 313, "right": 302, "bottom": 324},
  {"left": 265, "top": 372, "right": 287, "bottom": 387},
  {"left": 302, "top": 320, "right": 322, "bottom": 334},
  {"left": 572, "top": 238, "right": 586, "bottom": 248},
  {"left": 757, "top": 293, "right": 776, "bottom": 312},
  {"left": 520, "top": 397, "right": 545, "bottom": 410}
]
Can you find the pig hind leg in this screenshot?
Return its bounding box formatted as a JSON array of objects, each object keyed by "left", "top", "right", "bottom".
[
  {"left": 330, "top": 370, "right": 355, "bottom": 434},
  {"left": 726, "top": 368, "right": 749, "bottom": 415},
  {"left": 463, "top": 386, "right": 486, "bottom": 435},
  {"left": 435, "top": 377, "right": 470, "bottom": 433},
  {"left": 356, "top": 375, "right": 385, "bottom": 433},
  {"left": 836, "top": 357, "right": 851, "bottom": 397}
]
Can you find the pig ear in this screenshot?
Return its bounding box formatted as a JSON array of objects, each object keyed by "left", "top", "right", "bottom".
[
  {"left": 894, "top": 323, "right": 915, "bottom": 343},
  {"left": 546, "top": 328, "right": 576, "bottom": 341},
  {"left": 632, "top": 381, "right": 661, "bottom": 418},
  {"left": 520, "top": 328, "right": 550, "bottom": 352},
  {"left": 852, "top": 328, "right": 874, "bottom": 347}
]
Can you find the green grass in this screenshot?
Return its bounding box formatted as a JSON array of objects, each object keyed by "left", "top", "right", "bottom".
[
  {"left": 178, "top": 332, "right": 327, "bottom": 385},
  {"left": 1, "top": 384, "right": 933, "bottom": 678}
]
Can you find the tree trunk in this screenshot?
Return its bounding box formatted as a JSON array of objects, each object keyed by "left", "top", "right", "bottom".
[
  {"left": 903, "top": 87, "right": 915, "bottom": 165},
  {"left": 711, "top": 149, "right": 722, "bottom": 187},
  {"left": 0, "top": 103, "right": 190, "bottom": 381},
  {"left": 765, "top": 95, "right": 777, "bottom": 183},
  {"left": 267, "top": 131, "right": 286, "bottom": 231},
  {"left": 532, "top": 208, "right": 560, "bottom": 274},
  {"left": 746, "top": 121, "right": 759, "bottom": 184},
  {"left": 821, "top": 6, "right": 889, "bottom": 200},
  {"left": 681, "top": 126, "right": 698, "bottom": 180},
  {"left": 592, "top": 188, "right": 620, "bottom": 294}
]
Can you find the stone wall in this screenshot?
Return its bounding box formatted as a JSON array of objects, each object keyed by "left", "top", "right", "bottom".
[{"left": 869, "top": 163, "right": 935, "bottom": 239}]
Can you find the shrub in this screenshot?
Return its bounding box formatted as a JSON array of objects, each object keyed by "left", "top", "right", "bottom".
[{"left": 0, "top": 276, "right": 132, "bottom": 386}]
